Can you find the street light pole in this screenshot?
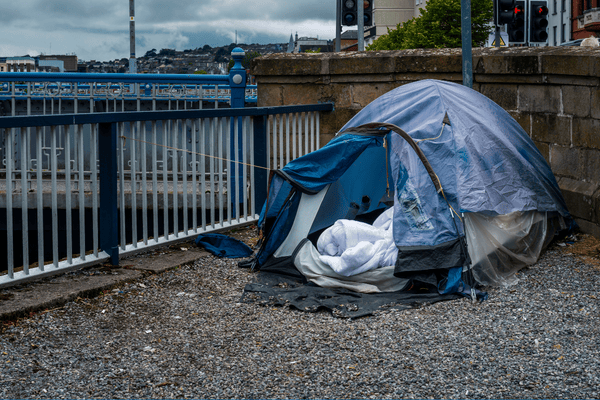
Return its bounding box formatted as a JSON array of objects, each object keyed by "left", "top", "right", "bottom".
[
  {"left": 357, "top": 0, "right": 364, "bottom": 51},
  {"left": 461, "top": 0, "right": 473, "bottom": 88}
]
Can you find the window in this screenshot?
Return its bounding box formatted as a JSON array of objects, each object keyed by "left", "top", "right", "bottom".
[
  {"left": 553, "top": 0, "right": 557, "bottom": 14},
  {"left": 561, "top": 0, "right": 565, "bottom": 12},
  {"left": 553, "top": 26, "right": 557, "bottom": 45},
  {"left": 561, "top": 23, "right": 566, "bottom": 43}
]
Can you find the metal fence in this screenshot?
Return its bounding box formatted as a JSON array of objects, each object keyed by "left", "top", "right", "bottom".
[{"left": 0, "top": 103, "right": 333, "bottom": 287}]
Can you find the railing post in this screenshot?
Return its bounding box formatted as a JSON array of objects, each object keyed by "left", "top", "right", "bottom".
[
  {"left": 228, "top": 48, "right": 247, "bottom": 109},
  {"left": 98, "top": 122, "right": 119, "bottom": 265},
  {"left": 229, "top": 48, "right": 247, "bottom": 217},
  {"left": 253, "top": 115, "right": 268, "bottom": 211}
]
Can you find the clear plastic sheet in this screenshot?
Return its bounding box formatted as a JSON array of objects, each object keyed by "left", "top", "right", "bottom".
[{"left": 465, "top": 211, "right": 564, "bottom": 287}]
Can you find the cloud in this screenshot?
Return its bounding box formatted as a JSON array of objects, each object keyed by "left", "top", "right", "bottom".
[{"left": 1, "top": 1, "right": 336, "bottom": 61}]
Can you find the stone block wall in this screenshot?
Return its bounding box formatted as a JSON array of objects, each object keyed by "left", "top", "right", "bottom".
[{"left": 251, "top": 47, "right": 600, "bottom": 237}]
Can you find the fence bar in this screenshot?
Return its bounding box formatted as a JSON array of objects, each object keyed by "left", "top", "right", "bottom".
[
  {"left": 65, "top": 125, "right": 73, "bottom": 264},
  {"left": 200, "top": 119, "right": 207, "bottom": 231},
  {"left": 182, "top": 119, "right": 188, "bottom": 235},
  {"left": 219, "top": 117, "right": 225, "bottom": 225},
  {"left": 316, "top": 112, "right": 321, "bottom": 150},
  {"left": 233, "top": 118, "right": 243, "bottom": 223},
  {"left": 242, "top": 117, "right": 249, "bottom": 219},
  {"left": 311, "top": 112, "right": 316, "bottom": 152},
  {"left": 278, "top": 114, "right": 284, "bottom": 169},
  {"left": 162, "top": 120, "right": 169, "bottom": 239},
  {"left": 20, "top": 128, "right": 29, "bottom": 274},
  {"left": 119, "top": 123, "right": 126, "bottom": 250},
  {"left": 141, "top": 121, "right": 148, "bottom": 245},
  {"left": 209, "top": 118, "right": 216, "bottom": 229},
  {"left": 172, "top": 119, "right": 179, "bottom": 237},
  {"left": 78, "top": 124, "right": 85, "bottom": 261},
  {"left": 51, "top": 126, "right": 59, "bottom": 267},
  {"left": 248, "top": 116, "right": 255, "bottom": 218},
  {"left": 99, "top": 122, "right": 119, "bottom": 265},
  {"left": 285, "top": 113, "right": 290, "bottom": 165},
  {"left": 271, "top": 115, "right": 277, "bottom": 170},
  {"left": 91, "top": 124, "right": 99, "bottom": 257},
  {"left": 266, "top": 116, "right": 271, "bottom": 172},
  {"left": 292, "top": 113, "right": 297, "bottom": 160},
  {"left": 253, "top": 115, "right": 268, "bottom": 214},
  {"left": 131, "top": 121, "right": 137, "bottom": 247},
  {"left": 5, "top": 129, "right": 13, "bottom": 277},
  {"left": 226, "top": 117, "right": 232, "bottom": 224},
  {"left": 36, "top": 127, "right": 45, "bottom": 271},
  {"left": 152, "top": 121, "right": 159, "bottom": 243},
  {"left": 192, "top": 119, "right": 198, "bottom": 233}
]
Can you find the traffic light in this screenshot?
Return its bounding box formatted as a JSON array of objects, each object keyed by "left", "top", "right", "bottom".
[
  {"left": 529, "top": 0, "right": 549, "bottom": 43},
  {"left": 363, "top": 0, "right": 373, "bottom": 27},
  {"left": 342, "top": 0, "right": 357, "bottom": 26},
  {"left": 495, "top": 0, "right": 516, "bottom": 26},
  {"left": 507, "top": 0, "right": 527, "bottom": 45}
]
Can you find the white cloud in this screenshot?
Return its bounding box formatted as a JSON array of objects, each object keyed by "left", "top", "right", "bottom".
[{"left": 0, "top": 1, "right": 336, "bottom": 61}]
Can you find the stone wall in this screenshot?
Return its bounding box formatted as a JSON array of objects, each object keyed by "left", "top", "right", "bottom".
[{"left": 251, "top": 47, "right": 600, "bottom": 237}]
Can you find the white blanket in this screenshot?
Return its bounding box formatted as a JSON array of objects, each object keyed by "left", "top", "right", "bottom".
[{"left": 316, "top": 208, "right": 398, "bottom": 277}]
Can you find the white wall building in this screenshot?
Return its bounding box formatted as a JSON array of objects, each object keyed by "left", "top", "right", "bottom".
[
  {"left": 365, "top": 0, "right": 428, "bottom": 46},
  {"left": 547, "top": 0, "right": 571, "bottom": 45}
]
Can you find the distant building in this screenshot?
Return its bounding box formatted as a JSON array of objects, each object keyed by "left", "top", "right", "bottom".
[
  {"left": 6, "top": 57, "right": 36, "bottom": 72},
  {"left": 293, "top": 33, "right": 334, "bottom": 53},
  {"left": 0, "top": 59, "right": 6, "bottom": 72},
  {"left": 340, "top": 30, "right": 359, "bottom": 51},
  {"left": 365, "top": 0, "right": 429, "bottom": 46},
  {"left": 572, "top": 0, "right": 599, "bottom": 41},
  {"left": 38, "top": 59, "right": 65, "bottom": 72},
  {"left": 39, "top": 55, "right": 78, "bottom": 72},
  {"left": 544, "top": 0, "right": 572, "bottom": 45}
]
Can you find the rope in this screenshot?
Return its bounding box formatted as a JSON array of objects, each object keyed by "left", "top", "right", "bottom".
[
  {"left": 120, "top": 135, "right": 271, "bottom": 171},
  {"left": 415, "top": 123, "right": 446, "bottom": 143}
]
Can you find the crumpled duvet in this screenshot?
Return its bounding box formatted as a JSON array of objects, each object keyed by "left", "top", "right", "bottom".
[{"left": 316, "top": 208, "right": 398, "bottom": 276}]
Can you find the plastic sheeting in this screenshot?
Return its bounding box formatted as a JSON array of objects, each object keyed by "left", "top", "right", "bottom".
[{"left": 465, "top": 211, "right": 565, "bottom": 287}]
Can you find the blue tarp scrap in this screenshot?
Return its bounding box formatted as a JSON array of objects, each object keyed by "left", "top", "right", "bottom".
[{"left": 195, "top": 233, "right": 253, "bottom": 258}]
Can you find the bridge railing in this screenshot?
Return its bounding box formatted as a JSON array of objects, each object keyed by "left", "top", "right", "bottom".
[
  {"left": 0, "top": 48, "right": 256, "bottom": 120},
  {"left": 0, "top": 103, "right": 333, "bottom": 287}
]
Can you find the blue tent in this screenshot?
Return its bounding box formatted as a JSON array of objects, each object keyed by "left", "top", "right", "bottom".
[{"left": 250, "top": 80, "right": 573, "bottom": 296}]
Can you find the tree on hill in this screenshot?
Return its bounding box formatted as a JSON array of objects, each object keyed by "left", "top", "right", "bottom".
[
  {"left": 143, "top": 48, "right": 157, "bottom": 58},
  {"left": 367, "top": 0, "right": 493, "bottom": 50}
]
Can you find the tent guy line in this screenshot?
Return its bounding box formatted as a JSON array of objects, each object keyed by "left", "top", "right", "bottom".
[{"left": 121, "top": 135, "right": 271, "bottom": 171}]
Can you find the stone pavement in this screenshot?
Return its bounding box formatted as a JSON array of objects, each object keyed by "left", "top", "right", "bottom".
[{"left": 0, "top": 244, "right": 210, "bottom": 322}]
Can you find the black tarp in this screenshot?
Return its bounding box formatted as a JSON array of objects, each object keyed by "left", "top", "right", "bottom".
[{"left": 240, "top": 269, "right": 461, "bottom": 319}]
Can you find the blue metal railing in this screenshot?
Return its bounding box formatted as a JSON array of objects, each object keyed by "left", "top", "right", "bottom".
[
  {"left": 0, "top": 102, "right": 334, "bottom": 287},
  {"left": 0, "top": 47, "right": 256, "bottom": 107}
]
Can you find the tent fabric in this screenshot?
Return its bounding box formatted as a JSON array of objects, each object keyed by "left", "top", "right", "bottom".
[
  {"left": 246, "top": 79, "right": 573, "bottom": 309},
  {"left": 340, "top": 79, "right": 570, "bottom": 218},
  {"left": 195, "top": 233, "right": 253, "bottom": 258}
]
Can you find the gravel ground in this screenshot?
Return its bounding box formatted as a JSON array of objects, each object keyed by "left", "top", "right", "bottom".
[{"left": 1, "top": 234, "right": 599, "bottom": 399}]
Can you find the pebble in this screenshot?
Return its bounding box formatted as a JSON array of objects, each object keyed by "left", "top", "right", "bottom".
[{"left": 0, "top": 246, "right": 599, "bottom": 399}]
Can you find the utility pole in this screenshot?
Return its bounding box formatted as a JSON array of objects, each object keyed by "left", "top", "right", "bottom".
[
  {"left": 460, "top": 0, "right": 473, "bottom": 88},
  {"left": 357, "top": 0, "right": 364, "bottom": 51},
  {"left": 129, "top": 0, "right": 136, "bottom": 74},
  {"left": 335, "top": 0, "right": 341, "bottom": 52}
]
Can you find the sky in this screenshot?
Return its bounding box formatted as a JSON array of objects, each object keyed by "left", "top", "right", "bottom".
[{"left": 1, "top": 0, "right": 338, "bottom": 62}]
